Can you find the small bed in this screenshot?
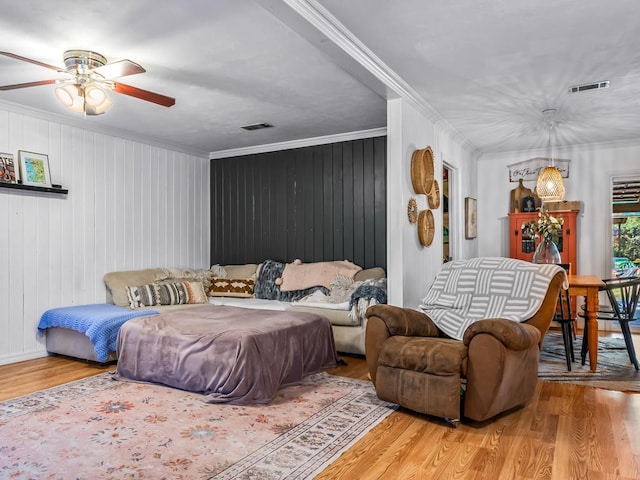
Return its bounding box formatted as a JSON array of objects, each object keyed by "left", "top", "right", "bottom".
[
  {"left": 38, "top": 304, "right": 159, "bottom": 363},
  {"left": 115, "top": 304, "right": 339, "bottom": 404}
]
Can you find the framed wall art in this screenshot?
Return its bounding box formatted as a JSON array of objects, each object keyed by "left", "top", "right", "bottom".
[
  {"left": 18, "top": 150, "right": 51, "bottom": 187},
  {"left": 0, "top": 152, "right": 18, "bottom": 184},
  {"left": 465, "top": 197, "right": 477, "bottom": 239},
  {"left": 521, "top": 195, "right": 536, "bottom": 212}
]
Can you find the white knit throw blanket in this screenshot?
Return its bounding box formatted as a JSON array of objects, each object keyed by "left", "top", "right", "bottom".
[{"left": 418, "top": 257, "right": 567, "bottom": 341}]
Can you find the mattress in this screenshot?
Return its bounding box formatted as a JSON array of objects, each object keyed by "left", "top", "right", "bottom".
[{"left": 115, "top": 305, "right": 339, "bottom": 404}]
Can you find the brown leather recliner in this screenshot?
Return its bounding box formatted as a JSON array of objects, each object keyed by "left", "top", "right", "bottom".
[{"left": 365, "top": 270, "right": 565, "bottom": 422}]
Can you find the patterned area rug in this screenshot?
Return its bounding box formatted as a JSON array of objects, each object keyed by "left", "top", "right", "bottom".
[
  {"left": 539, "top": 332, "right": 640, "bottom": 391},
  {"left": 0, "top": 372, "right": 396, "bottom": 479}
]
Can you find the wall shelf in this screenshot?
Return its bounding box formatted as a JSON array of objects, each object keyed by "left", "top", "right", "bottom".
[{"left": 0, "top": 182, "right": 68, "bottom": 195}]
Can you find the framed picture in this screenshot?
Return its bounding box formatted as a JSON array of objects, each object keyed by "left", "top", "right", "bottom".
[
  {"left": 18, "top": 150, "right": 51, "bottom": 187},
  {"left": 465, "top": 197, "right": 477, "bottom": 239},
  {"left": 0, "top": 152, "right": 18, "bottom": 184},
  {"left": 521, "top": 195, "right": 536, "bottom": 212}
]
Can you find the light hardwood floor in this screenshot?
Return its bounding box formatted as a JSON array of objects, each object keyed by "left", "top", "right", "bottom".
[{"left": 2, "top": 336, "right": 640, "bottom": 480}]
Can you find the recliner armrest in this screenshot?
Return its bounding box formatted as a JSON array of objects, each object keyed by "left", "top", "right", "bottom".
[
  {"left": 365, "top": 304, "right": 440, "bottom": 337},
  {"left": 365, "top": 305, "right": 440, "bottom": 385},
  {"left": 462, "top": 318, "right": 541, "bottom": 351}
]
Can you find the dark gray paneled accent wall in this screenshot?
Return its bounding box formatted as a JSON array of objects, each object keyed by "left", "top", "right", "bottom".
[{"left": 210, "top": 136, "right": 386, "bottom": 270}]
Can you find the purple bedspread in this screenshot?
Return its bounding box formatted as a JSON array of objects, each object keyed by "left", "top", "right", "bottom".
[{"left": 115, "top": 305, "right": 339, "bottom": 404}]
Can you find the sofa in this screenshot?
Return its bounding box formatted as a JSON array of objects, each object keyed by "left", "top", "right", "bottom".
[
  {"left": 111, "top": 261, "right": 384, "bottom": 354},
  {"left": 43, "top": 260, "right": 385, "bottom": 362}
]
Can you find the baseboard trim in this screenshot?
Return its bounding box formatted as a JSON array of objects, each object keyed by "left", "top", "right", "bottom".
[{"left": 0, "top": 349, "right": 48, "bottom": 366}]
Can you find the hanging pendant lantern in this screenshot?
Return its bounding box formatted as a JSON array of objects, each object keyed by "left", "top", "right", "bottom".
[
  {"left": 536, "top": 109, "right": 565, "bottom": 202},
  {"left": 536, "top": 166, "right": 565, "bottom": 201}
]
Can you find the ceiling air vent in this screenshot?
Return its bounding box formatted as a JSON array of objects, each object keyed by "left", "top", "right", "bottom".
[
  {"left": 241, "top": 122, "right": 274, "bottom": 131},
  {"left": 568, "top": 80, "right": 610, "bottom": 93}
]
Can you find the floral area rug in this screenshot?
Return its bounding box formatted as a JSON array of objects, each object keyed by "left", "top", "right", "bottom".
[
  {"left": 539, "top": 332, "right": 640, "bottom": 391},
  {"left": 0, "top": 372, "right": 397, "bottom": 479}
]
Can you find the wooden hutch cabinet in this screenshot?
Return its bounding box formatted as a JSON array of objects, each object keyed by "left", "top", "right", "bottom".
[{"left": 508, "top": 210, "right": 579, "bottom": 274}]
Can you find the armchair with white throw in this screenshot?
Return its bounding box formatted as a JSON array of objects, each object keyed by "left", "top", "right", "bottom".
[{"left": 365, "top": 257, "right": 566, "bottom": 422}]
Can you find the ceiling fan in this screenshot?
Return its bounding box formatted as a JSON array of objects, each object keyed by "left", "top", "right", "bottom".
[{"left": 0, "top": 50, "right": 175, "bottom": 115}]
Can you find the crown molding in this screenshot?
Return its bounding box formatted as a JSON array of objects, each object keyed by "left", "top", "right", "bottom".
[
  {"left": 478, "top": 136, "right": 640, "bottom": 161},
  {"left": 269, "top": 0, "right": 477, "bottom": 154},
  {"left": 209, "top": 127, "right": 386, "bottom": 159},
  {"left": 0, "top": 99, "right": 208, "bottom": 158}
]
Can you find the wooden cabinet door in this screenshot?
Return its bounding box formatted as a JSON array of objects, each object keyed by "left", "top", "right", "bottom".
[{"left": 508, "top": 210, "right": 578, "bottom": 273}]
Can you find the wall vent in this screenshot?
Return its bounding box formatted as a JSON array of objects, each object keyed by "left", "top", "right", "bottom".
[
  {"left": 568, "top": 80, "right": 610, "bottom": 93},
  {"left": 241, "top": 122, "right": 274, "bottom": 131}
]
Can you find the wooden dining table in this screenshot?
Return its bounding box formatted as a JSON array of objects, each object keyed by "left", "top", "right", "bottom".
[{"left": 567, "top": 274, "right": 605, "bottom": 371}]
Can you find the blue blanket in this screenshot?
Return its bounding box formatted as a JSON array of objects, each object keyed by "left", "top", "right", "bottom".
[{"left": 38, "top": 304, "right": 158, "bottom": 362}]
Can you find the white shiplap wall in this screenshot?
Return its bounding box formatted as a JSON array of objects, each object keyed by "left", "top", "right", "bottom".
[
  {"left": 385, "top": 98, "right": 477, "bottom": 308},
  {"left": 476, "top": 139, "right": 640, "bottom": 279},
  {"left": 0, "top": 109, "right": 209, "bottom": 365}
]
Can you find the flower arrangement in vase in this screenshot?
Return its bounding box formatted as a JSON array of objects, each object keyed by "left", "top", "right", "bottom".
[{"left": 521, "top": 209, "right": 564, "bottom": 264}]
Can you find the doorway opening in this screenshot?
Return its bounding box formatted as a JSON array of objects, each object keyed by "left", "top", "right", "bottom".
[
  {"left": 611, "top": 175, "right": 640, "bottom": 331},
  {"left": 612, "top": 176, "right": 640, "bottom": 276},
  {"left": 443, "top": 164, "right": 452, "bottom": 263}
]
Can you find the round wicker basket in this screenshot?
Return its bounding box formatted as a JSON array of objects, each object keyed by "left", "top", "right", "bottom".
[
  {"left": 417, "top": 209, "right": 435, "bottom": 247},
  {"left": 410, "top": 147, "right": 434, "bottom": 195},
  {"left": 428, "top": 179, "right": 440, "bottom": 209}
]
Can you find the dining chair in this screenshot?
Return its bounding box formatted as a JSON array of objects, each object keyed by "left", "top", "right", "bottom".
[
  {"left": 554, "top": 263, "right": 575, "bottom": 370},
  {"left": 579, "top": 276, "right": 640, "bottom": 370}
]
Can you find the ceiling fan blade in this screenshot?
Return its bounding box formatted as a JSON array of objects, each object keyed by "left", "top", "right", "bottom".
[
  {"left": 113, "top": 82, "right": 175, "bottom": 107},
  {"left": 0, "top": 79, "right": 57, "bottom": 91},
  {"left": 93, "top": 59, "right": 146, "bottom": 79},
  {"left": 0, "top": 51, "right": 62, "bottom": 72}
]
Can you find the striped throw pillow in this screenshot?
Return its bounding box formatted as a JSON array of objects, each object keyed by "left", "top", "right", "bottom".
[{"left": 126, "top": 281, "right": 207, "bottom": 308}]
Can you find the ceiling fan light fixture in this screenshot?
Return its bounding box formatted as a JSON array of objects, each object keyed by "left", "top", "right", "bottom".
[
  {"left": 84, "top": 84, "right": 107, "bottom": 106},
  {"left": 1, "top": 50, "right": 175, "bottom": 111},
  {"left": 85, "top": 96, "right": 112, "bottom": 116},
  {"left": 55, "top": 84, "right": 85, "bottom": 113},
  {"left": 54, "top": 82, "right": 112, "bottom": 115},
  {"left": 83, "top": 84, "right": 112, "bottom": 115}
]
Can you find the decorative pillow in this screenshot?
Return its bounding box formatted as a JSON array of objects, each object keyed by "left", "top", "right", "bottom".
[
  {"left": 254, "top": 260, "right": 284, "bottom": 300},
  {"left": 210, "top": 264, "right": 228, "bottom": 278},
  {"left": 329, "top": 274, "right": 357, "bottom": 303},
  {"left": 208, "top": 277, "right": 255, "bottom": 298},
  {"left": 154, "top": 268, "right": 213, "bottom": 290},
  {"left": 126, "top": 283, "right": 161, "bottom": 308},
  {"left": 127, "top": 281, "right": 207, "bottom": 308},
  {"left": 224, "top": 264, "right": 259, "bottom": 279},
  {"left": 353, "top": 267, "right": 386, "bottom": 282},
  {"left": 182, "top": 281, "right": 208, "bottom": 304},
  {"left": 279, "top": 260, "right": 362, "bottom": 292},
  {"left": 254, "top": 259, "right": 328, "bottom": 302}
]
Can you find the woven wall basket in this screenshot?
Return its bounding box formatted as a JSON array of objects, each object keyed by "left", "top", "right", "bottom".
[
  {"left": 410, "top": 146, "right": 434, "bottom": 195},
  {"left": 428, "top": 179, "right": 440, "bottom": 209},
  {"left": 407, "top": 197, "right": 418, "bottom": 224},
  {"left": 418, "top": 209, "right": 435, "bottom": 247}
]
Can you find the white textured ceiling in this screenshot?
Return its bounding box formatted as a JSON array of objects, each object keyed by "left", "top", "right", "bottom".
[{"left": 0, "top": 0, "right": 638, "bottom": 157}]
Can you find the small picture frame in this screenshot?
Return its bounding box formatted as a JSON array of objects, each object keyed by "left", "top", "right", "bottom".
[
  {"left": 0, "top": 152, "right": 19, "bottom": 184},
  {"left": 18, "top": 150, "right": 51, "bottom": 187},
  {"left": 521, "top": 195, "right": 536, "bottom": 212},
  {"left": 465, "top": 197, "right": 477, "bottom": 239}
]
